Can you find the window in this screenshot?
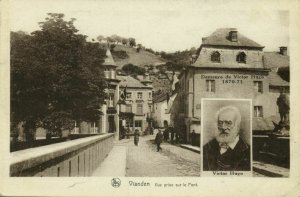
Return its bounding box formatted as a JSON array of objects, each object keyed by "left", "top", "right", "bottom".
[
  {"left": 254, "top": 81, "right": 263, "bottom": 93},
  {"left": 254, "top": 106, "right": 263, "bottom": 117},
  {"left": 126, "top": 92, "right": 132, "bottom": 99},
  {"left": 137, "top": 92, "right": 143, "bottom": 99},
  {"left": 125, "top": 104, "right": 132, "bottom": 113},
  {"left": 137, "top": 104, "right": 143, "bottom": 115},
  {"left": 165, "top": 108, "right": 168, "bottom": 114},
  {"left": 149, "top": 92, "right": 152, "bottom": 99},
  {"left": 148, "top": 104, "right": 152, "bottom": 112},
  {"left": 211, "top": 51, "right": 221, "bottom": 63},
  {"left": 135, "top": 120, "right": 142, "bottom": 127},
  {"left": 236, "top": 52, "right": 246, "bottom": 63},
  {"left": 108, "top": 93, "right": 114, "bottom": 107},
  {"left": 206, "top": 80, "right": 215, "bottom": 92},
  {"left": 104, "top": 69, "right": 110, "bottom": 78},
  {"left": 126, "top": 120, "right": 133, "bottom": 127},
  {"left": 110, "top": 70, "right": 116, "bottom": 79}
]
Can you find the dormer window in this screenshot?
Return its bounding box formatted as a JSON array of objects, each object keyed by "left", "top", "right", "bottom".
[
  {"left": 229, "top": 30, "right": 238, "bottom": 42},
  {"left": 236, "top": 52, "right": 246, "bottom": 63},
  {"left": 211, "top": 51, "right": 221, "bottom": 63}
]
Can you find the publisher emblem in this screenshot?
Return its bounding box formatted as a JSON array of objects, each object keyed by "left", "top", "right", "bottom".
[{"left": 111, "top": 178, "right": 121, "bottom": 188}]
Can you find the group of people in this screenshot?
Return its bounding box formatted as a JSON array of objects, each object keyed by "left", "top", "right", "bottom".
[
  {"left": 161, "top": 126, "right": 177, "bottom": 144},
  {"left": 154, "top": 120, "right": 182, "bottom": 152}
]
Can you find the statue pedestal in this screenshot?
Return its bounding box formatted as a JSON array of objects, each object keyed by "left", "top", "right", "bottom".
[{"left": 273, "top": 120, "right": 290, "bottom": 136}]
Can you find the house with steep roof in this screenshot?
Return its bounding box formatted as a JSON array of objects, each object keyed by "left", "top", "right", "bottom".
[
  {"left": 117, "top": 74, "right": 153, "bottom": 133},
  {"left": 91, "top": 49, "right": 154, "bottom": 138},
  {"left": 96, "top": 49, "right": 121, "bottom": 138},
  {"left": 172, "top": 28, "right": 289, "bottom": 145},
  {"left": 152, "top": 92, "right": 177, "bottom": 128}
]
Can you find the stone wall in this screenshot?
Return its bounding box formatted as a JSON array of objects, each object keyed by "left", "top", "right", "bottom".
[{"left": 10, "top": 133, "right": 114, "bottom": 177}]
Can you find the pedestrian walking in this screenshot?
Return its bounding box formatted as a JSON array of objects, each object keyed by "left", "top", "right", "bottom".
[
  {"left": 134, "top": 129, "right": 139, "bottom": 146},
  {"left": 163, "top": 120, "right": 169, "bottom": 142},
  {"left": 191, "top": 130, "right": 196, "bottom": 146},
  {"left": 150, "top": 125, "right": 154, "bottom": 135},
  {"left": 170, "top": 127, "right": 175, "bottom": 144},
  {"left": 155, "top": 129, "right": 163, "bottom": 152}
]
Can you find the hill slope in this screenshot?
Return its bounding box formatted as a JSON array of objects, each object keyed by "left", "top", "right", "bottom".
[{"left": 112, "top": 45, "right": 166, "bottom": 68}]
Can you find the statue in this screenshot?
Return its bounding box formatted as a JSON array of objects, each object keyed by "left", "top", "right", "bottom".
[{"left": 276, "top": 91, "right": 290, "bottom": 125}]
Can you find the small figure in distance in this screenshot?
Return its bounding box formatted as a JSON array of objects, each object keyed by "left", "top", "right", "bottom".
[
  {"left": 155, "top": 129, "right": 163, "bottom": 152},
  {"left": 134, "top": 129, "right": 139, "bottom": 146}
]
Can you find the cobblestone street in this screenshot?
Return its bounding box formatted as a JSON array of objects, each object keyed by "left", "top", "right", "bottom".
[
  {"left": 125, "top": 134, "right": 200, "bottom": 177},
  {"left": 92, "top": 133, "right": 288, "bottom": 177}
]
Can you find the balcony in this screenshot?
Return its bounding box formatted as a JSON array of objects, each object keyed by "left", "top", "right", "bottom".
[{"left": 107, "top": 107, "right": 117, "bottom": 114}]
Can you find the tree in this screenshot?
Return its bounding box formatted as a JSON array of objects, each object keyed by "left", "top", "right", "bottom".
[
  {"left": 128, "top": 38, "right": 136, "bottom": 47},
  {"left": 122, "top": 38, "right": 128, "bottom": 45},
  {"left": 122, "top": 64, "right": 145, "bottom": 75},
  {"left": 111, "top": 34, "right": 122, "bottom": 44},
  {"left": 106, "top": 36, "right": 115, "bottom": 43},
  {"left": 97, "top": 35, "right": 105, "bottom": 42},
  {"left": 11, "top": 13, "right": 107, "bottom": 141},
  {"left": 110, "top": 44, "right": 116, "bottom": 51},
  {"left": 136, "top": 44, "right": 142, "bottom": 53}
]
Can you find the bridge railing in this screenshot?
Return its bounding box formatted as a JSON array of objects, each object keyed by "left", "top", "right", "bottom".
[{"left": 10, "top": 133, "right": 114, "bottom": 177}]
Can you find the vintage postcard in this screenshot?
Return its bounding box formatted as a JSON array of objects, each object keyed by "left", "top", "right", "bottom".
[{"left": 1, "top": 0, "right": 300, "bottom": 196}]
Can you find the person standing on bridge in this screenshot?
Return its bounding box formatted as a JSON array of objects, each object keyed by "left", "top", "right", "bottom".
[
  {"left": 155, "top": 129, "right": 163, "bottom": 152},
  {"left": 134, "top": 129, "right": 139, "bottom": 146}
]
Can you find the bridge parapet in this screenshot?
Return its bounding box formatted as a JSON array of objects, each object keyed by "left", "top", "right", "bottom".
[{"left": 10, "top": 133, "right": 114, "bottom": 177}]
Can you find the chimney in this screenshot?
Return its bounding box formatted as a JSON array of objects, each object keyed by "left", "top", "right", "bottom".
[
  {"left": 229, "top": 28, "right": 238, "bottom": 42},
  {"left": 144, "top": 73, "right": 150, "bottom": 80},
  {"left": 279, "top": 46, "right": 287, "bottom": 56}
]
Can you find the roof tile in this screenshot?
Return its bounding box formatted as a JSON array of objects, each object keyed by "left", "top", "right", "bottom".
[
  {"left": 202, "top": 28, "right": 264, "bottom": 48},
  {"left": 117, "top": 75, "right": 148, "bottom": 88}
]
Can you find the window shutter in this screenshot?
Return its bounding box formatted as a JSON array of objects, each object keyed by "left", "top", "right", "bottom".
[{"left": 211, "top": 80, "right": 215, "bottom": 92}]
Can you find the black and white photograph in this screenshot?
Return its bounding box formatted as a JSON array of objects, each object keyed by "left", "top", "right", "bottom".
[
  {"left": 1, "top": 0, "right": 300, "bottom": 196},
  {"left": 201, "top": 99, "right": 252, "bottom": 176}
]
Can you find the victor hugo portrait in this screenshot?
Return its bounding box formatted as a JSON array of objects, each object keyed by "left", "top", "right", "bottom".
[{"left": 202, "top": 99, "right": 252, "bottom": 172}]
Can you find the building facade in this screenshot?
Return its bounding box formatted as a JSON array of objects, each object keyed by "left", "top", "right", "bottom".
[
  {"left": 98, "top": 49, "right": 120, "bottom": 139},
  {"left": 152, "top": 93, "right": 177, "bottom": 128},
  {"left": 172, "top": 28, "right": 289, "bottom": 144},
  {"left": 118, "top": 74, "right": 153, "bottom": 133}
]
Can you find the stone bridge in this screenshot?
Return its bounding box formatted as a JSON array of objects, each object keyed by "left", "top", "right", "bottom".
[{"left": 10, "top": 133, "right": 114, "bottom": 177}]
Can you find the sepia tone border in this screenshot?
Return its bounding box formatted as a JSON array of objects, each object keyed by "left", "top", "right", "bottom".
[{"left": 1, "top": 0, "right": 300, "bottom": 196}]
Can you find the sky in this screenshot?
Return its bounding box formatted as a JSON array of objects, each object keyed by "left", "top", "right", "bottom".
[{"left": 11, "top": 0, "right": 289, "bottom": 52}]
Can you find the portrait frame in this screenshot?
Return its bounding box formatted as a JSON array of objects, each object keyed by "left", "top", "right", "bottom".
[{"left": 201, "top": 98, "right": 252, "bottom": 177}]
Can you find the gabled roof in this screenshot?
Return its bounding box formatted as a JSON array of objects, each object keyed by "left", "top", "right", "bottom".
[
  {"left": 268, "top": 68, "right": 289, "bottom": 87},
  {"left": 153, "top": 93, "right": 169, "bottom": 103},
  {"left": 263, "top": 51, "right": 289, "bottom": 87},
  {"left": 252, "top": 116, "right": 280, "bottom": 131},
  {"left": 201, "top": 28, "right": 264, "bottom": 48},
  {"left": 153, "top": 91, "right": 176, "bottom": 103},
  {"left": 117, "top": 75, "right": 150, "bottom": 89},
  {"left": 263, "top": 52, "right": 289, "bottom": 68},
  {"left": 103, "top": 49, "right": 117, "bottom": 67}
]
